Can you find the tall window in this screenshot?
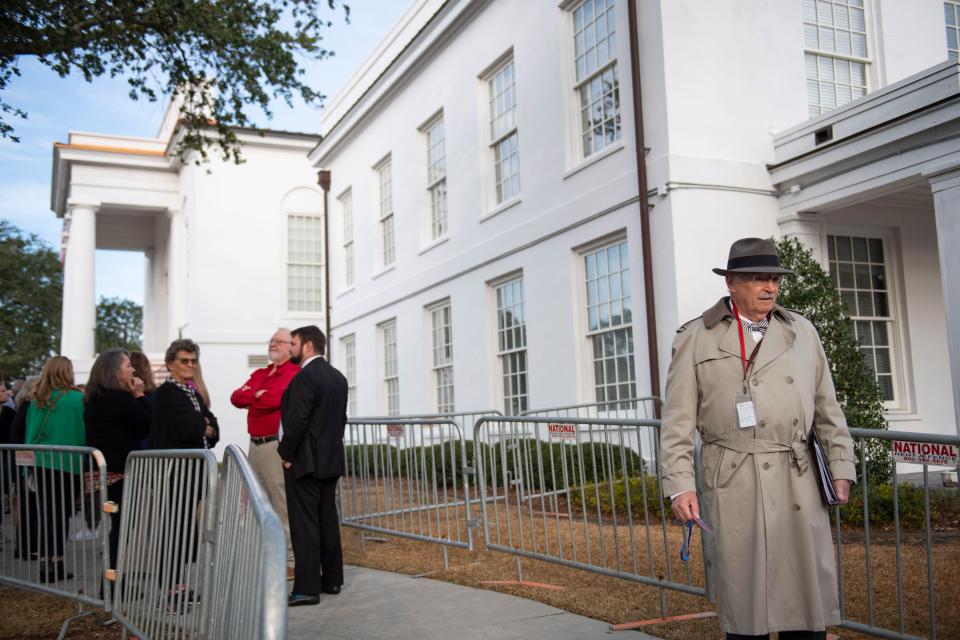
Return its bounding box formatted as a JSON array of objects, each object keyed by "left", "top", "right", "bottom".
[
  {"left": 571, "top": 0, "right": 621, "bottom": 158},
  {"left": 341, "top": 334, "right": 356, "bottom": 416},
  {"left": 376, "top": 157, "right": 395, "bottom": 267},
  {"left": 286, "top": 214, "right": 323, "bottom": 312},
  {"left": 425, "top": 116, "right": 448, "bottom": 240},
  {"left": 585, "top": 240, "right": 636, "bottom": 407},
  {"left": 339, "top": 189, "right": 354, "bottom": 288},
  {"left": 828, "top": 234, "right": 898, "bottom": 403},
  {"left": 947, "top": 1, "right": 960, "bottom": 61},
  {"left": 380, "top": 320, "right": 399, "bottom": 416},
  {"left": 496, "top": 278, "right": 528, "bottom": 415},
  {"left": 487, "top": 59, "right": 520, "bottom": 205},
  {"left": 430, "top": 303, "right": 455, "bottom": 413},
  {"left": 804, "top": 0, "right": 869, "bottom": 117}
]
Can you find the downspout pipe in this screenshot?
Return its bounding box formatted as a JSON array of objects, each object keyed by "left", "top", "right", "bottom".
[
  {"left": 318, "top": 169, "right": 333, "bottom": 360},
  {"left": 627, "top": 0, "right": 661, "bottom": 415}
]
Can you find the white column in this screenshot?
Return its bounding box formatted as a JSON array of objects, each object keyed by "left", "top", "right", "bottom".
[
  {"left": 166, "top": 209, "right": 185, "bottom": 341},
  {"left": 778, "top": 212, "right": 827, "bottom": 267},
  {"left": 60, "top": 204, "right": 97, "bottom": 371},
  {"left": 929, "top": 170, "right": 960, "bottom": 436},
  {"left": 142, "top": 248, "right": 156, "bottom": 351}
]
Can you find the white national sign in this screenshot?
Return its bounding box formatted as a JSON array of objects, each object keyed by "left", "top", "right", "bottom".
[
  {"left": 548, "top": 423, "right": 577, "bottom": 441},
  {"left": 15, "top": 451, "right": 35, "bottom": 467},
  {"left": 890, "top": 441, "right": 958, "bottom": 466},
  {"left": 387, "top": 424, "right": 405, "bottom": 439}
]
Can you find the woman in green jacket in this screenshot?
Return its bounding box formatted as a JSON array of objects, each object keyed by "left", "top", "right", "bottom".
[{"left": 25, "top": 356, "right": 85, "bottom": 583}]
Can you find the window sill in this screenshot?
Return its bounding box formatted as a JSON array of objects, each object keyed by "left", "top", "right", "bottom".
[
  {"left": 418, "top": 235, "right": 450, "bottom": 256},
  {"left": 883, "top": 411, "right": 923, "bottom": 423},
  {"left": 371, "top": 264, "right": 396, "bottom": 280},
  {"left": 563, "top": 142, "right": 625, "bottom": 181},
  {"left": 336, "top": 286, "right": 355, "bottom": 299},
  {"left": 283, "top": 310, "right": 325, "bottom": 319},
  {"left": 480, "top": 196, "right": 522, "bottom": 223}
]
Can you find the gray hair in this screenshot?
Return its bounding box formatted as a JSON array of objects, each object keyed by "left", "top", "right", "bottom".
[{"left": 164, "top": 338, "right": 200, "bottom": 364}]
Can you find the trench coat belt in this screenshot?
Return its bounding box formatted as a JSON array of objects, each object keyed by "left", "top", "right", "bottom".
[{"left": 701, "top": 431, "right": 809, "bottom": 473}]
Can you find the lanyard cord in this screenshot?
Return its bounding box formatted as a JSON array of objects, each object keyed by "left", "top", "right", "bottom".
[
  {"left": 680, "top": 520, "right": 694, "bottom": 562},
  {"left": 730, "top": 300, "right": 765, "bottom": 393},
  {"left": 731, "top": 299, "right": 748, "bottom": 378}
]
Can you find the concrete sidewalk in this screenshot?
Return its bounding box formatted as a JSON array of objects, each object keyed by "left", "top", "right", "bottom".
[{"left": 287, "top": 565, "right": 658, "bottom": 640}]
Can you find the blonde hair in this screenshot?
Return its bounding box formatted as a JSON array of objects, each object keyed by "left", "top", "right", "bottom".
[
  {"left": 35, "top": 356, "right": 79, "bottom": 408},
  {"left": 192, "top": 360, "right": 211, "bottom": 407},
  {"left": 14, "top": 375, "right": 40, "bottom": 409}
]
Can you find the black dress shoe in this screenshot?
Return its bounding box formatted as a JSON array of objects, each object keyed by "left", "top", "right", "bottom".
[
  {"left": 288, "top": 592, "right": 320, "bottom": 606},
  {"left": 320, "top": 585, "right": 341, "bottom": 595}
]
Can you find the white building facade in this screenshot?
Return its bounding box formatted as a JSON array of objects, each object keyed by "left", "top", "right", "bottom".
[
  {"left": 49, "top": 0, "right": 960, "bottom": 446},
  {"left": 310, "top": 0, "right": 960, "bottom": 439},
  {"left": 51, "top": 105, "right": 326, "bottom": 454}
]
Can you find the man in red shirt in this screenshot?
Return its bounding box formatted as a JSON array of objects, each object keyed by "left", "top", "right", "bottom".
[{"left": 231, "top": 328, "right": 300, "bottom": 559}]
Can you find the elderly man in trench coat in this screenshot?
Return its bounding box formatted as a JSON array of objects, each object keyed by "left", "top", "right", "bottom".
[{"left": 660, "top": 237, "right": 857, "bottom": 640}]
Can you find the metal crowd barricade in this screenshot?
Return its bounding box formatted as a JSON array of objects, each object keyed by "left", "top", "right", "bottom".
[
  {"left": 111, "top": 449, "right": 219, "bottom": 640},
  {"left": 206, "top": 445, "right": 287, "bottom": 640},
  {"left": 473, "top": 416, "right": 709, "bottom": 620},
  {"left": 833, "top": 428, "right": 960, "bottom": 640},
  {"left": 341, "top": 418, "right": 474, "bottom": 553},
  {"left": 0, "top": 444, "right": 111, "bottom": 637}
]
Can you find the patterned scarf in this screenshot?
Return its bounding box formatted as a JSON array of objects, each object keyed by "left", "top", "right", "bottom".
[{"left": 167, "top": 377, "right": 201, "bottom": 414}]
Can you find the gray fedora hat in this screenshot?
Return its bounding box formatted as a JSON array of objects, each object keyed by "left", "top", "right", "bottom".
[{"left": 712, "top": 237, "right": 794, "bottom": 276}]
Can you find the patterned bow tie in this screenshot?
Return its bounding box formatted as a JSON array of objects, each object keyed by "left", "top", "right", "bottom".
[{"left": 740, "top": 317, "right": 769, "bottom": 336}]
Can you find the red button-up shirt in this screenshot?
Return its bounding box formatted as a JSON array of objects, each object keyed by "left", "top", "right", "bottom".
[{"left": 230, "top": 359, "right": 300, "bottom": 437}]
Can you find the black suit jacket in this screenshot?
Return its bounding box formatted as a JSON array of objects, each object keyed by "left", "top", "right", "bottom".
[
  {"left": 278, "top": 357, "right": 348, "bottom": 480},
  {"left": 150, "top": 381, "right": 220, "bottom": 450}
]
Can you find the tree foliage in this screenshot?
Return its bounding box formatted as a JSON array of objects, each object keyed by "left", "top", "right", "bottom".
[
  {"left": 96, "top": 296, "right": 142, "bottom": 352},
  {"left": 0, "top": 0, "right": 349, "bottom": 161},
  {"left": 775, "top": 237, "right": 890, "bottom": 483},
  {"left": 0, "top": 220, "right": 62, "bottom": 380}
]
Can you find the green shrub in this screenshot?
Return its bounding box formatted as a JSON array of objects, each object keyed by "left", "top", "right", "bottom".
[
  {"left": 345, "top": 439, "right": 646, "bottom": 492},
  {"left": 343, "top": 444, "right": 404, "bottom": 478},
  {"left": 475, "top": 439, "right": 645, "bottom": 492},
  {"left": 567, "top": 475, "right": 670, "bottom": 520},
  {"left": 838, "top": 482, "right": 960, "bottom": 529}
]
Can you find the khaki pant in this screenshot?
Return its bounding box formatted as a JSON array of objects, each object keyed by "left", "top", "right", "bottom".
[{"left": 247, "top": 438, "right": 293, "bottom": 562}]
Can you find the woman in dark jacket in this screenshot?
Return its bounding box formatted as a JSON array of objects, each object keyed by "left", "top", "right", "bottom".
[
  {"left": 150, "top": 339, "right": 219, "bottom": 450},
  {"left": 83, "top": 348, "right": 150, "bottom": 577},
  {"left": 149, "top": 339, "right": 218, "bottom": 607}
]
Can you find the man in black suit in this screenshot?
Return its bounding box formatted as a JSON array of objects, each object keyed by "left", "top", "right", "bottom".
[{"left": 279, "top": 325, "right": 349, "bottom": 607}]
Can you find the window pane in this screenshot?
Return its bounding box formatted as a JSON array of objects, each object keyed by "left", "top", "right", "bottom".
[
  {"left": 829, "top": 234, "right": 897, "bottom": 404},
  {"left": 874, "top": 291, "right": 888, "bottom": 316},
  {"left": 873, "top": 322, "right": 888, "bottom": 346}
]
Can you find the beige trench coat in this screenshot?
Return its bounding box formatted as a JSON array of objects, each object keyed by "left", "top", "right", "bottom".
[{"left": 660, "top": 298, "right": 857, "bottom": 635}]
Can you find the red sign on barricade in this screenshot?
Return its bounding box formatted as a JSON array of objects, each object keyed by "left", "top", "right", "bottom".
[
  {"left": 547, "top": 423, "right": 577, "bottom": 441},
  {"left": 891, "top": 441, "right": 958, "bottom": 466}
]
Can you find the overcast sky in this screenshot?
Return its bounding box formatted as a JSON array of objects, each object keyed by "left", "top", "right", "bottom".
[{"left": 0, "top": 1, "right": 409, "bottom": 304}]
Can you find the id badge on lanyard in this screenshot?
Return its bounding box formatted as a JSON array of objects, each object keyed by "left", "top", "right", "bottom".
[{"left": 732, "top": 300, "right": 762, "bottom": 429}]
